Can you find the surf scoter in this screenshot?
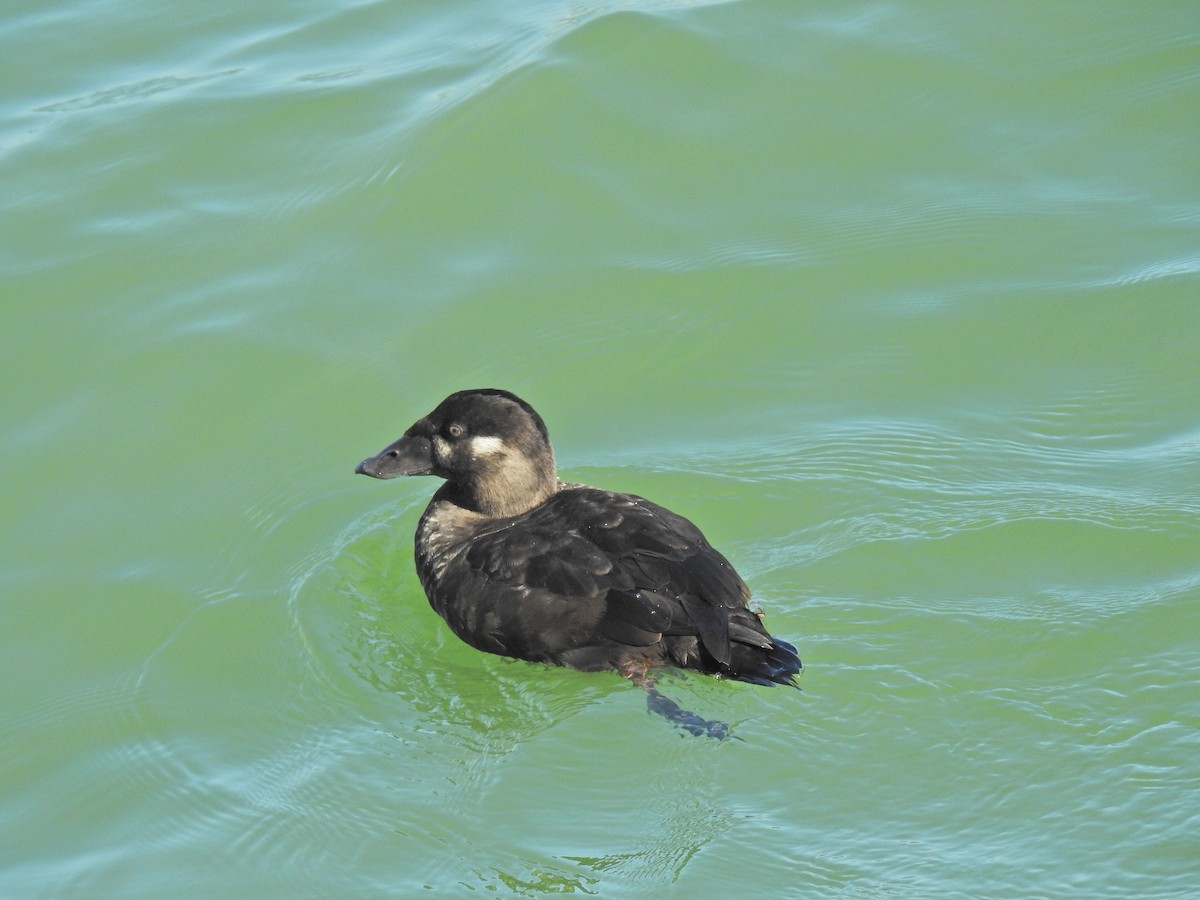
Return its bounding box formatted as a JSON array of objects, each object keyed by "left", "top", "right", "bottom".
[{"left": 355, "top": 389, "right": 801, "bottom": 735}]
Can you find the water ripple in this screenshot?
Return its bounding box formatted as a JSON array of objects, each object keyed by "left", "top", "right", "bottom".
[{"left": 34, "top": 70, "right": 241, "bottom": 113}]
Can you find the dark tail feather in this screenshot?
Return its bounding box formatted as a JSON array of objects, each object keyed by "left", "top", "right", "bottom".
[{"left": 728, "top": 636, "right": 802, "bottom": 688}]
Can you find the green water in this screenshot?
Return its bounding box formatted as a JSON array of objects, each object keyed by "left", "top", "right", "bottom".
[{"left": 3, "top": 0, "right": 1198, "bottom": 896}]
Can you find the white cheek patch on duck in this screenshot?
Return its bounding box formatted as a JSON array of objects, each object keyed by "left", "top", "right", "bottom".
[
  {"left": 469, "top": 435, "right": 507, "bottom": 458},
  {"left": 432, "top": 435, "right": 453, "bottom": 464}
]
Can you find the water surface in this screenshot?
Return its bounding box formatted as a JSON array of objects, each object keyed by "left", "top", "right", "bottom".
[{"left": 2, "top": 0, "right": 1198, "bottom": 896}]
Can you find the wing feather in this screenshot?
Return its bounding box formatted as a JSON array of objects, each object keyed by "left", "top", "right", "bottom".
[{"left": 444, "top": 487, "right": 769, "bottom": 668}]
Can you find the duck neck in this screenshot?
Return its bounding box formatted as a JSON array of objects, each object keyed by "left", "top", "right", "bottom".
[{"left": 464, "top": 450, "right": 558, "bottom": 519}]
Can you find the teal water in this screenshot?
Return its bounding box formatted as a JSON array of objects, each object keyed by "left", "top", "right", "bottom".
[{"left": 3, "top": 0, "right": 1198, "bottom": 896}]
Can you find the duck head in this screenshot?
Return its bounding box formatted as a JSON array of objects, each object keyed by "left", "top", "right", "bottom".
[{"left": 355, "top": 389, "right": 558, "bottom": 518}]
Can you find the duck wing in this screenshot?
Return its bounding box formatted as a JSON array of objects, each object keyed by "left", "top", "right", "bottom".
[{"left": 444, "top": 487, "right": 792, "bottom": 680}]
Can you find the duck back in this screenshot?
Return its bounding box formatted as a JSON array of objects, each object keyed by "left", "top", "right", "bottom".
[{"left": 415, "top": 484, "right": 801, "bottom": 686}]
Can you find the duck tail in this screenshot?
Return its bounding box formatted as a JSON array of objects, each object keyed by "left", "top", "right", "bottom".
[{"left": 727, "top": 636, "right": 803, "bottom": 688}]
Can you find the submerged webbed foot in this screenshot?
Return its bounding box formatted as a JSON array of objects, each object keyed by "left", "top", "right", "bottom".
[
  {"left": 622, "top": 665, "right": 740, "bottom": 741},
  {"left": 644, "top": 685, "right": 740, "bottom": 740}
]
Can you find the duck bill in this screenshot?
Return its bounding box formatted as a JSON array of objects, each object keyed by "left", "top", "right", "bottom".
[{"left": 355, "top": 434, "right": 435, "bottom": 479}]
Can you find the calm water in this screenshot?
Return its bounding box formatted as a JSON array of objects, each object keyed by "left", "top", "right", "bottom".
[{"left": 3, "top": 0, "right": 1198, "bottom": 896}]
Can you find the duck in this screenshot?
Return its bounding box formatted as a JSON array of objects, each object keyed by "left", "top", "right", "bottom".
[{"left": 355, "top": 389, "right": 801, "bottom": 736}]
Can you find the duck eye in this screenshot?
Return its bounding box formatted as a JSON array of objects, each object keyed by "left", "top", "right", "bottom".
[{"left": 447, "top": 423, "right": 465, "bottom": 439}]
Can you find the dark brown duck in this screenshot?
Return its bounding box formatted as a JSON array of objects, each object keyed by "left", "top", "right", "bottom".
[{"left": 355, "top": 389, "right": 801, "bottom": 733}]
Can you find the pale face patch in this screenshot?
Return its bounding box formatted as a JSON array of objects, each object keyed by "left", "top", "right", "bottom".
[
  {"left": 432, "top": 434, "right": 452, "bottom": 465},
  {"left": 469, "top": 435, "right": 507, "bottom": 458}
]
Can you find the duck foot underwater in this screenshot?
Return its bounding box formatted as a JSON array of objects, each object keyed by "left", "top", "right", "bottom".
[
  {"left": 620, "top": 659, "right": 745, "bottom": 740},
  {"left": 355, "top": 389, "right": 802, "bottom": 735},
  {"left": 638, "top": 678, "right": 739, "bottom": 741}
]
